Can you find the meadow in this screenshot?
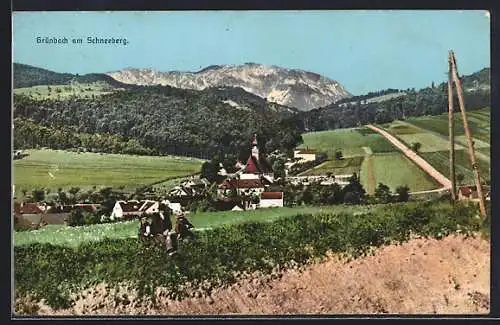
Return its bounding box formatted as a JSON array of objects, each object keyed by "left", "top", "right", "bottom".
[
  {"left": 405, "top": 107, "right": 490, "bottom": 144},
  {"left": 13, "top": 149, "right": 203, "bottom": 196},
  {"left": 299, "top": 127, "right": 396, "bottom": 158},
  {"left": 13, "top": 82, "right": 118, "bottom": 100},
  {"left": 13, "top": 205, "right": 376, "bottom": 248},
  {"left": 360, "top": 152, "right": 439, "bottom": 194},
  {"left": 299, "top": 156, "right": 364, "bottom": 176},
  {"left": 421, "top": 149, "right": 491, "bottom": 185}
]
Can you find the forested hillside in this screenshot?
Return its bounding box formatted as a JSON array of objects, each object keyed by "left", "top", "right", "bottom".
[
  {"left": 299, "top": 68, "right": 490, "bottom": 131},
  {"left": 13, "top": 63, "right": 130, "bottom": 89},
  {"left": 13, "top": 85, "right": 303, "bottom": 161}
]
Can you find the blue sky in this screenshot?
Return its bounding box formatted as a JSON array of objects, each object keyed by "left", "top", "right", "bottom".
[{"left": 13, "top": 10, "right": 490, "bottom": 95}]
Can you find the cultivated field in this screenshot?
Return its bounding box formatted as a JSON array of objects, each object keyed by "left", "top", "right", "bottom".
[
  {"left": 299, "top": 156, "right": 364, "bottom": 176},
  {"left": 380, "top": 108, "right": 490, "bottom": 185},
  {"left": 299, "top": 127, "right": 396, "bottom": 158},
  {"left": 13, "top": 149, "right": 203, "bottom": 196},
  {"left": 421, "top": 150, "right": 491, "bottom": 185},
  {"left": 360, "top": 152, "right": 439, "bottom": 194}
]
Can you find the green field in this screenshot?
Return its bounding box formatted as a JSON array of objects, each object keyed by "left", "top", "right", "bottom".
[
  {"left": 13, "top": 82, "right": 119, "bottom": 100},
  {"left": 13, "top": 149, "right": 203, "bottom": 195},
  {"left": 406, "top": 107, "right": 490, "bottom": 144},
  {"left": 300, "top": 127, "right": 396, "bottom": 158},
  {"left": 299, "top": 156, "right": 364, "bottom": 176},
  {"left": 396, "top": 132, "right": 466, "bottom": 153},
  {"left": 360, "top": 152, "right": 439, "bottom": 194},
  {"left": 14, "top": 204, "right": 377, "bottom": 248},
  {"left": 421, "top": 149, "right": 491, "bottom": 185}
]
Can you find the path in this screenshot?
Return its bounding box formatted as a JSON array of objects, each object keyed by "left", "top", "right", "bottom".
[{"left": 367, "top": 125, "right": 451, "bottom": 189}]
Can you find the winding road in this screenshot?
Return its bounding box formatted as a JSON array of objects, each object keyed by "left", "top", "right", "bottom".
[{"left": 366, "top": 124, "right": 452, "bottom": 191}]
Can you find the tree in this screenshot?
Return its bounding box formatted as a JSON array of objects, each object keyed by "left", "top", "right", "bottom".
[
  {"left": 374, "top": 183, "right": 392, "bottom": 203},
  {"left": 395, "top": 185, "right": 410, "bottom": 202},
  {"left": 344, "top": 191, "right": 361, "bottom": 205},
  {"left": 456, "top": 173, "right": 465, "bottom": 185},
  {"left": 67, "top": 208, "right": 84, "bottom": 226},
  {"left": 31, "top": 188, "right": 45, "bottom": 202},
  {"left": 272, "top": 158, "right": 286, "bottom": 179},
  {"left": 335, "top": 150, "right": 343, "bottom": 161},
  {"left": 411, "top": 142, "right": 421, "bottom": 153},
  {"left": 342, "top": 173, "right": 366, "bottom": 203}
]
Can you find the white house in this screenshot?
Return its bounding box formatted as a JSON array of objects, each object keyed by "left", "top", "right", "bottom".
[
  {"left": 110, "top": 200, "right": 158, "bottom": 220},
  {"left": 161, "top": 200, "right": 183, "bottom": 215},
  {"left": 294, "top": 148, "right": 317, "bottom": 162},
  {"left": 259, "top": 192, "right": 284, "bottom": 208}
]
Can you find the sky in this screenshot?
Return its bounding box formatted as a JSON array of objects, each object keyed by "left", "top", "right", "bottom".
[{"left": 13, "top": 10, "right": 490, "bottom": 95}]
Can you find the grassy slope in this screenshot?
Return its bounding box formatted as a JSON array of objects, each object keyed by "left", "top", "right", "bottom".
[
  {"left": 13, "top": 82, "right": 119, "bottom": 100},
  {"left": 299, "top": 156, "right": 364, "bottom": 176},
  {"left": 421, "top": 149, "right": 491, "bottom": 184},
  {"left": 13, "top": 149, "right": 203, "bottom": 195},
  {"left": 13, "top": 205, "right": 376, "bottom": 248},
  {"left": 299, "top": 127, "right": 396, "bottom": 158},
  {"left": 361, "top": 152, "right": 439, "bottom": 193}
]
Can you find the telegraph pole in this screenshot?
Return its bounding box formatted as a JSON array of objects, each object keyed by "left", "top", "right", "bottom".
[
  {"left": 450, "top": 50, "right": 487, "bottom": 217},
  {"left": 447, "top": 52, "right": 457, "bottom": 201}
]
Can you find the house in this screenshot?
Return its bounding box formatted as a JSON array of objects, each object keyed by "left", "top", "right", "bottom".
[
  {"left": 458, "top": 185, "right": 491, "bottom": 201},
  {"left": 183, "top": 177, "right": 210, "bottom": 189},
  {"left": 294, "top": 148, "right": 317, "bottom": 162},
  {"left": 110, "top": 200, "right": 159, "bottom": 220},
  {"left": 169, "top": 186, "right": 195, "bottom": 198},
  {"left": 218, "top": 179, "right": 266, "bottom": 197},
  {"left": 260, "top": 192, "right": 284, "bottom": 208},
  {"left": 74, "top": 203, "right": 101, "bottom": 214},
  {"left": 161, "top": 200, "right": 183, "bottom": 215}
]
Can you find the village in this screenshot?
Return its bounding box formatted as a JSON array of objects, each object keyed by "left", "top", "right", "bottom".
[{"left": 14, "top": 133, "right": 489, "bottom": 230}]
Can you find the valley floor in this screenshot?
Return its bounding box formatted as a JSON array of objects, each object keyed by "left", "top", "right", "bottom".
[{"left": 27, "top": 234, "right": 489, "bottom": 315}]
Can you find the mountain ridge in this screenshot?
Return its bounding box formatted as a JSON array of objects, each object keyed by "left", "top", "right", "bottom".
[{"left": 106, "top": 63, "right": 352, "bottom": 111}]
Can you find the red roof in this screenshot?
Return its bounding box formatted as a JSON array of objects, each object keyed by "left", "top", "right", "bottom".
[
  {"left": 219, "top": 179, "right": 264, "bottom": 189},
  {"left": 261, "top": 192, "right": 283, "bottom": 200},
  {"left": 14, "top": 203, "right": 43, "bottom": 215},
  {"left": 244, "top": 155, "right": 273, "bottom": 174},
  {"left": 74, "top": 204, "right": 99, "bottom": 213},
  {"left": 296, "top": 149, "right": 316, "bottom": 154},
  {"left": 119, "top": 202, "right": 142, "bottom": 212},
  {"left": 139, "top": 201, "right": 156, "bottom": 212}
]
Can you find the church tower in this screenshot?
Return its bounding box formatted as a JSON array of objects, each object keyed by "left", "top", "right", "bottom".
[{"left": 251, "top": 134, "right": 259, "bottom": 161}]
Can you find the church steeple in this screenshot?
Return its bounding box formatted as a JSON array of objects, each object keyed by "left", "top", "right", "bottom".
[{"left": 251, "top": 134, "right": 259, "bottom": 161}]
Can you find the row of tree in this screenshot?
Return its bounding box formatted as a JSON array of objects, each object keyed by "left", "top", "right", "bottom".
[{"left": 283, "top": 174, "right": 410, "bottom": 206}]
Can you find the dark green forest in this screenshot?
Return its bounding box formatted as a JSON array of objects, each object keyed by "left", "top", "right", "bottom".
[
  {"left": 13, "top": 85, "right": 303, "bottom": 161},
  {"left": 299, "top": 68, "right": 490, "bottom": 131}
]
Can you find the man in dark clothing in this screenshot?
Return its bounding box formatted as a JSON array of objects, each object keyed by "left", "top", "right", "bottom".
[
  {"left": 175, "top": 213, "right": 195, "bottom": 240},
  {"left": 138, "top": 216, "right": 153, "bottom": 243}
]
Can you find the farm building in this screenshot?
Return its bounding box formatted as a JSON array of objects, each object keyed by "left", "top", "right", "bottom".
[
  {"left": 294, "top": 148, "right": 317, "bottom": 162},
  {"left": 458, "top": 185, "right": 491, "bottom": 201},
  {"left": 260, "top": 192, "right": 284, "bottom": 208},
  {"left": 169, "top": 186, "right": 195, "bottom": 198},
  {"left": 110, "top": 200, "right": 159, "bottom": 220}
]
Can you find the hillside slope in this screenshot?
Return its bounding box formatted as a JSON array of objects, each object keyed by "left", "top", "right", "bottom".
[
  {"left": 107, "top": 63, "right": 352, "bottom": 111},
  {"left": 29, "top": 234, "right": 489, "bottom": 315},
  {"left": 13, "top": 63, "right": 131, "bottom": 89}
]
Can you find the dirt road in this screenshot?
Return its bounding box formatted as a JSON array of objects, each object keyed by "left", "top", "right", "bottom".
[
  {"left": 367, "top": 124, "right": 451, "bottom": 189},
  {"left": 28, "top": 234, "right": 489, "bottom": 315}
]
